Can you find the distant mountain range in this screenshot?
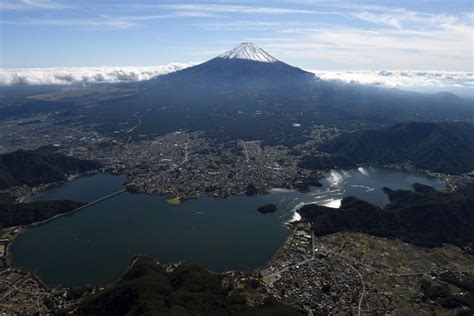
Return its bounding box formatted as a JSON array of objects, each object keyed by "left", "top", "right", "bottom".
[
  {"left": 299, "top": 122, "right": 474, "bottom": 174},
  {"left": 298, "top": 183, "right": 474, "bottom": 252}
]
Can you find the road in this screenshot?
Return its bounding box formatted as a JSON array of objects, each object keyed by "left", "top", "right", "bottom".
[
  {"left": 180, "top": 142, "right": 189, "bottom": 166},
  {"left": 126, "top": 113, "right": 142, "bottom": 133},
  {"left": 240, "top": 140, "right": 250, "bottom": 163}
]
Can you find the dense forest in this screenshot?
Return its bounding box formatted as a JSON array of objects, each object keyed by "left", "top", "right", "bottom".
[
  {"left": 299, "top": 122, "right": 474, "bottom": 174},
  {"left": 77, "top": 256, "right": 303, "bottom": 316},
  {"left": 0, "top": 148, "right": 101, "bottom": 189},
  {"left": 0, "top": 148, "right": 98, "bottom": 228},
  {"left": 298, "top": 183, "right": 474, "bottom": 251},
  {"left": 0, "top": 192, "right": 82, "bottom": 228}
]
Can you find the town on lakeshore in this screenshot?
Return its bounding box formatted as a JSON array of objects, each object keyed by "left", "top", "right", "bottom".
[
  {"left": 0, "top": 109, "right": 473, "bottom": 314},
  {"left": 2, "top": 222, "right": 474, "bottom": 314}
]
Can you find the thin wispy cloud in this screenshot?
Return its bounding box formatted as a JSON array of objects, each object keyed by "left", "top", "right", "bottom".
[
  {"left": 1, "top": 2, "right": 344, "bottom": 27},
  {"left": 21, "top": 0, "right": 69, "bottom": 9},
  {"left": 0, "top": 0, "right": 71, "bottom": 10},
  {"left": 119, "top": 3, "right": 325, "bottom": 15},
  {"left": 352, "top": 9, "right": 472, "bottom": 31},
  {"left": 1, "top": 1, "right": 472, "bottom": 72},
  {"left": 2, "top": 18, "right": 135, "bottom": 28}
]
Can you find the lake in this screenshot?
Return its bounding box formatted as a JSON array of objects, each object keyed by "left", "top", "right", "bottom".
[{"left": 11, "top": 167, "right": 445, "bottom": 287}]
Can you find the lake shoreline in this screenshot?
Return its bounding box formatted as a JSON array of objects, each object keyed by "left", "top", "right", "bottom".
[
  {"left": 12, "top": 164, "right": 452, "bottom": 207},
  {"left": 6, "top": 166, "right": 447, "bottom": 288}
]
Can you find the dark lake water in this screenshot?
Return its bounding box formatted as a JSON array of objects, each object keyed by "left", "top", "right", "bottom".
[
  {"left": 11, "top": 167, "right": 445, "bottom": 287},
  {"left": 31, "top": 173, "right": 127, "bottom": 203}
]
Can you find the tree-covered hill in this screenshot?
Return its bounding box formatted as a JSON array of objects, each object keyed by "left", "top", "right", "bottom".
[
  {"left": 77, "top": 256, "right": 303, "bottom": 316},
  {"left": 298, "top": 183, "right": 474, "bottom": 251},
  {"left": 0, "top": 194, "right": 83, "bottom": 228},
  {"left": 299, "top": 122, "right": 474, "bottom": 174},
  {"left": 0, "top": 148, "right": 101, "bottom": 189}
]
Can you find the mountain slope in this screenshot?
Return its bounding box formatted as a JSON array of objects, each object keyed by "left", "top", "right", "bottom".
[
  {"left": 77, "top": 256, "right": 303, "bottom": 316},
  {"left": 0, "top": 193, "right": 83, "bottom": 228},
  {"left": 0, "top": 148, "right": 101, "bottom": 189},
  {"left": 8, "top": 44, "right": 472, "bottom": 149},
  {"left": 218, "top": 42, "right": 277, "bottom": 62},
  {"left": 299, "top": 122, "right": 474, "bottom": 174},
  {"left": 148, "top": 42, "right": 315, "bottom": 90}
]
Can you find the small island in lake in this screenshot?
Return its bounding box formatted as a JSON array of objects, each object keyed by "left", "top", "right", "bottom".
[{"left": 257, "top": 203, "right": 277, "bottom": 214}]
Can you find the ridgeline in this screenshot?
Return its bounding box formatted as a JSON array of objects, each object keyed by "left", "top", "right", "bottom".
[
  {"left": 299, "top": 122, "right": 474, "bottom": 174},
  {"left": 77, "top": 256, "right": 303, "bottom": 316},
  {"left": 298, "top": 183, "right": 474, "bottom": 252},
  {"left": 0, "top": 148, "right": 101, "bottom": 189}
]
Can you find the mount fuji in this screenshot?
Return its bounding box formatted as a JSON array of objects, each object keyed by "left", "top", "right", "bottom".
[
  {"left": 62, "top": 42, "right": 472, "bottom": 147},
  {"left": 218, "top": 42, "right": 278, "bottom": 62},
  {"left": 150, "top": 42, "right": 315, "bottom": 91}
]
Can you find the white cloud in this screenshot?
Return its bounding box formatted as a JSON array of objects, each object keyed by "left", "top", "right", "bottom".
[
  {"left": 249, "top": 20, "right": 473, "bottom": 71},
  {"left": 311, "top": 70, "right": 474, "bottom": 97},
  {"left": 1, "top": 64, "right": 472, "bottom": 97},
  {"left": 3, "top": 18, "right": 135, "bottom": 28},
  {"left": 0, "top": 63, "right": 197, "bottom": 86},
  {"left": 147, "top": 4, "right": 322, "bottom": 15},
  {"left": 187, "top": 6, "right": 473, "bottom": 71}
]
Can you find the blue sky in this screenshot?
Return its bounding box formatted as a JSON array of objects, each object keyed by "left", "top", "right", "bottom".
[{"left": 1, "top": 0, "right": 473, "bottom": 70}]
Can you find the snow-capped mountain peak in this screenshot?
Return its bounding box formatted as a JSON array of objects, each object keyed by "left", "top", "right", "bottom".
[{"left": 218, "top": 42, "right": 277, "bottom": 63}]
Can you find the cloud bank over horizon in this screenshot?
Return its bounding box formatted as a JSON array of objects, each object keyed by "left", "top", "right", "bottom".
[
  {"left": 312, "top": 70, "right": 474, "bottom": 97},
  {"left": 0, "top": 63, "right": 197, "bottom": 86},
  {"left": 1, "top": 65, "right": 472, "bottom": 97}
]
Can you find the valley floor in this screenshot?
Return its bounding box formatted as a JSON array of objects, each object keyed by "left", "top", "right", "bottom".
[{"left": 260, "top": 228, "right": 474, "bottom": 315}]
